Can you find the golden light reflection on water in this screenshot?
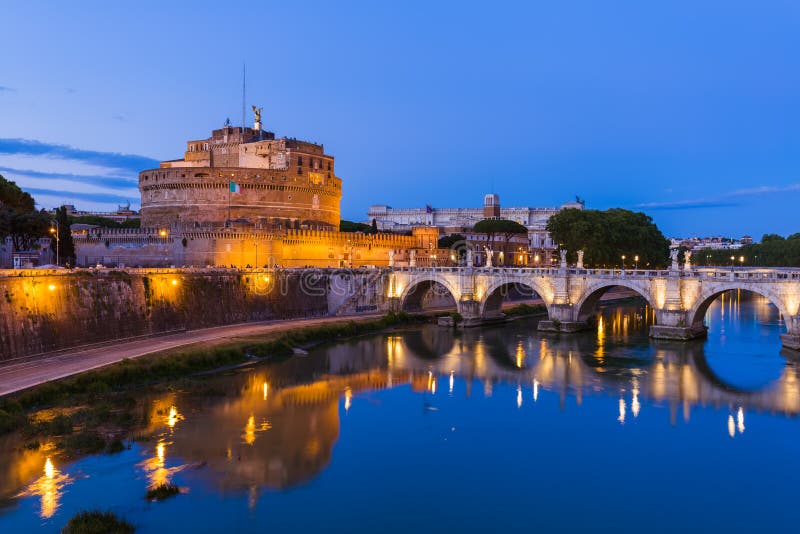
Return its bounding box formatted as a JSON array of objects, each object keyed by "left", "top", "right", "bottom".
[
  {"left": 631, "top": 379, "right": 641, "bottom": 419},
  {"left": 617, "top": 398, "right": 626, "bottom": 424},
  {"left": 17, "top": 456, "right": 71, "bottom": 519},
  {"left": 139, "top": 440, "right": 185, "bottom": 489},
  {"left": 167, "top": 405, "right": 183, "bottom": 430},
  {"left": 245, "top": 415, "right": 257, "bottom": 445},
  {"left": 515, "top": 341, "right": 525, "bottom": 369}
]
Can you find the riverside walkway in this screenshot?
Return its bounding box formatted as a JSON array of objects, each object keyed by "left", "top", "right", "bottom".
[{"left": 0, "top": 314, "right": 384, "bottom": 397}]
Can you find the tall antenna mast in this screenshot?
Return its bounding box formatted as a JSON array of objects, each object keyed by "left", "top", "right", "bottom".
[{"left": 242, "top": 62, "right": 246, "bottom": 130}]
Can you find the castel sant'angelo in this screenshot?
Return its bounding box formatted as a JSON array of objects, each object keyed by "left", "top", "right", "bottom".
[{"left": 74, "top": 107, "right": 415, "bottom": 267}]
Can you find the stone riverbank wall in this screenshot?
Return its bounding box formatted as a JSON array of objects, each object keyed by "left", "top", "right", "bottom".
[{"left": 0, "top": 268, "right": 336, "bottom": 361}]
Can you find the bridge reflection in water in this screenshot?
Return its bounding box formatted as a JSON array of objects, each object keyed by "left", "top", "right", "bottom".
[
  {"left": 105, "top": 291, "right": 795, "bottom": 499},
  {"left": 2, "top": 291, "right": 797, "bottom": 523}
]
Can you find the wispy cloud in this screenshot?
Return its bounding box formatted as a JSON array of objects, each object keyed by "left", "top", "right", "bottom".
[
  {"left": 637, "top": 182, "right": 800, "bottom": 211},
  {"left": 0, "top": 138, "right": 156, "bottom": 211},
  {"left": 0, "top": 86, "right": 16, "bottom": 93},
  {"left": 24, "top": 187, "right": 136, "bottom": 206},
  {"left": 637, "top": 199, "right": 740, "bottom": 210},
  {"left": 0, "top": 166, "right": 137, "bottom": 191},
  {"left": 0, "top": 138, "right": 159, "bottom": 173}
]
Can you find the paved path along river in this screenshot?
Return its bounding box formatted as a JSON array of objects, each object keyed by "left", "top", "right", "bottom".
[{"left": 0, "top": 314, "right": 387, "bottom": 398}]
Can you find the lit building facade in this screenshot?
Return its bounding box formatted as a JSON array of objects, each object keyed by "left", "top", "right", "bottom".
[{"left": 368, "top": 194, "right": 583, "bottom": 251}]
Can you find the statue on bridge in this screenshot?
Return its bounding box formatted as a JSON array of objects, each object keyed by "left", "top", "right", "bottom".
[
  {"left": 466, "top": 247, "right": 474, "bottom": 267},
  {"left": 670, "top": 249, "right": 680, "bottom": 271},
  {"left": 388, "top": 249, "right": 395, "bottom": 267},
  {"left": 409, "top": 249, "right": 416, "bottom": 267},
  {"left": 485, "top": 247, "right": 494, "bottom": 268},
  {"left": 684, "top": 250, "right": 692, "bottom": 272},
  {"left": 577, "top": 250, "right": 584, "bottom": 269},
  {"left": 559, "top": 249, "right": 567, "bottom": 269}
]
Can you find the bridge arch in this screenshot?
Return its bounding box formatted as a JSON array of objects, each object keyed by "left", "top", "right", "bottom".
[
  {"left": 573, "top": 280, "right": 657, "bottom": 323},
  {"left": 480, "top": 278, "right": 551, "bottom": 318},
  {"left": 399, "top": 274, "right": 459, "bottom": 313},
  {"left": 688, "top": 285, "right": 791, "bottom": 331}
]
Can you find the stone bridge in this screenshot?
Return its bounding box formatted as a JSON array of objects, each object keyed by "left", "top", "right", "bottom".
[{"left": 384, "top": 265, "right": 800, "bottom": 351}]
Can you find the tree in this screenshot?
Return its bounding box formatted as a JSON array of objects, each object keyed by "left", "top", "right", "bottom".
[
  {"left": 438, "top": 233, "right": 466, "bottom": 249},
  {"left": 371, "top": 218, "right": 378, "bottom": 233},
  {"left": 340, "top": 219, "right": 376, "bottom": 233},
  {"left": 473, "top": 219, "right": 528, "bottom": 250},
  {"left": 0, "top": 174, "right": 51, "bottom": 252},
  {"left": 55, "top": 205, "right": 76, "bottom": 266},
  {"left": 546, "top": 208, "right": 669, "bottom": 268}
]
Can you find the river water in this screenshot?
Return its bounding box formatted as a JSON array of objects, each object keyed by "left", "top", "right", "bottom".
[{"left": 1, "top": 291, "right": 798, "bottom": 532}]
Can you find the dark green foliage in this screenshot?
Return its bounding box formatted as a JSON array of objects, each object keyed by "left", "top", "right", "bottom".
[
  {"left": 0, "top": 174, "right": 51, "bottom": 252},
  {"left": 546, "top": 208, "right": 670, "bottom": 268},
  {"left": 473, "top": 219, "right": 528, "bottom": 235},
  {"left": 145, "top": 483, "right": 180, "bottom": 501},
  {"left": 697, "top": 234, "right": 800, "bottom": 267},
  {"left": 61, "top": 510, "right": 135, "bottom": 534},
  {"left": 54, "top": 205, "right": 77, "bottom": 266},
  {"left": 339, "top": 219, "right": 377, "bottom": 233},
  {"left": 503, "top": 303, "right": 547, "bottom": 317},
  {"left": 70, "top": 215, "right": 140, "bottom": 229},
  {"left": 65, "top": 431, "right": 106, "bottom": 454},
  {"left": 473, "top": 219, "right": 528, "bottom": 251},
  {"left": 449, "top": 312, "right": 463, "bottom": 324},
  {"left": 438, "top": 233, "right": 465, "bottom": 249},
  {"left": 106, "top": 438, "right": 125, "bottom": 454}
]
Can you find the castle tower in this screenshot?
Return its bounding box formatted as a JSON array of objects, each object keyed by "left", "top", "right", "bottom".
[{"left": 483, "top": 194, "right": 500, "bottom": 219}]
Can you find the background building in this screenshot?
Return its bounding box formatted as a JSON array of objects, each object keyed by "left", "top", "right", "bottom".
[{"left": 367, "top": 194, "right": 583, "bottom": 254}]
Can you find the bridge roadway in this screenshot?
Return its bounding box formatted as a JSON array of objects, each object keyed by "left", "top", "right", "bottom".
[{"left": 386, "top": 265, "right": 800, "bottom": 350}]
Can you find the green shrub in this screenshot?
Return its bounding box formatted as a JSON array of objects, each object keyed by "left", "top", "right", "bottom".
[
  {"left": 145, "top": 483, "right": 180, "bottom": 501},
  {"left": 65, "top": 431, "right": 106, "bottom": 454},
  {"left": 61, "top": 510, "right": 135, "bottom": 534}
]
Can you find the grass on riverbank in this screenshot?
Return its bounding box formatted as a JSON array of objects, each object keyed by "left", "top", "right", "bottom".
[
  {"left": 503, "top": 303, "right": 547, "bottom": 317},
  {"left": 0, "top": 311, "right": 423, "bottom": 442}
]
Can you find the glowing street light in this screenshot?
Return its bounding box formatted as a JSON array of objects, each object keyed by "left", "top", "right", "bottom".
[
  {"left": 634, "top": 255, "right": 639, "bottom": 270},
  {"left": 621, "top": 255, "right": 626, "bottom": 270},
  {"left": 49, "top": 223, "right": 60, "bottom": 266}
]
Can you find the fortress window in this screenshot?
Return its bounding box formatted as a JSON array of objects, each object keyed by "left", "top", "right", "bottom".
[
  {"left": 297, "top": 167, "right": 302, "bottom": 175},
  {"left": 297, "top": 156, "right": 303, "bottom": 165},
  {"left": 327, "top": 162, "right": 331, "bottom": 171}
]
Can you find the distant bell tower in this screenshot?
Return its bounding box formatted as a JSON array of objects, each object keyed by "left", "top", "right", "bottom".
[{"left": 483, "top": 193, "right": 500, "bottom": 219}]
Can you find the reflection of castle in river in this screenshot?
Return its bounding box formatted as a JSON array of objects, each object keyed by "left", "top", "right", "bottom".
[{"left": 129, "top": 298, "right": 798, "bottom": 497}]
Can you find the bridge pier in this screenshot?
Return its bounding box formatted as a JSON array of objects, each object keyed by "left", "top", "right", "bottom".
[
  {"left": 780, "top": 334, "right": 800, "bottom": 352},
  {"left": 537, "top": 303, "right": 590, "bottom": 333},
  {"left": 649, "top": 325, "right": 707, "bottom": 341}
]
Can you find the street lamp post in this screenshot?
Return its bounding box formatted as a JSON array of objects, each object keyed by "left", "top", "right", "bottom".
[
  {"left": 621, "top": 255, "right": 626, "bottom": 271},
  {"left": 730, "top": 255, "right": 735, "bottom": 271},
  {"left": 49, "top": 222, "right": 60, "bottom": 266},
  {"left": 634, "top": 255, "right": 639, "bottom": 270}
]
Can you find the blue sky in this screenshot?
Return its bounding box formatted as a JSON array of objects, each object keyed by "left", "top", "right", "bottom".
[{"left": 1, "top": 1, "right": 799, "bottom": 238}]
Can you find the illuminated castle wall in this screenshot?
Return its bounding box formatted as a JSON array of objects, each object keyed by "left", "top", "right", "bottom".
[{"left": 140, "top": 125, "right": 341, "bottom": 230}]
